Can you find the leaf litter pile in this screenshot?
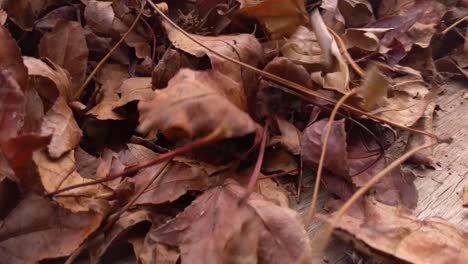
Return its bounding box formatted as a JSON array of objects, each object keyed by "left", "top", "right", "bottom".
[{"left": 0, "top": 0, "right": 467, "bottom": 263}]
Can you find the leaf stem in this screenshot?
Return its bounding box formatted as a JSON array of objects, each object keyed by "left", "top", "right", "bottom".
[
  {"left": 47, "top": 127, "right": 226, "bottom": 197},
  {"left": 305, "top": 90, "right": 357, "bottom": 226}
]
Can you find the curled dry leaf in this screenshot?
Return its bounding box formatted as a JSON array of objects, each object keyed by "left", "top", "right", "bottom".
[
  {"left": 148, "top": 179, "right": 311, "bottom": 264},
  {"left": 330, "top": 198, "right": 468, "bottom": 264},
  {"left": 33, "top": 149, "right": 113, "bottom": 212},
  {"left": 113, "top": 77, "right": 154, "bottom": 109},
  {"left": 39, "top": 20, "right": 89, "bottom": 92},
  {"left": 406, "top": 101, "right": 436, "bottom": 167},
  {"left": 137, "top": 69, "right": 259, "bottom": 142},
  {"left": 89, "top": 209, "right": 154, "bottom": 264},
  {"left": 162, "top": 19, "right": 264, "bottom": 99},
  {"left": 257, "top": 177, "right": 290, "bottom": 208},
  {"left": 237, "top": 0, "right": 309, "bottom": 39},
  {"left": 41, "top": 97, "right": 82, "bottom": 158},
  {"left": 87, "top": 64, "right": 129, "bottom": 120},
  {"left": 270, "top": 116, "right": 302, "bottom": 155},
  {"left": 280, "top": 26, "right": 325, "bottom": 69},
  {"left": 84, "top": 0, "right": 115, "bottom": 38},
  {"left": 338, "top": 0, "right": 374, "bottom": 27},
  {"left": 0, "top": 195, "right": 104, "bottom": 264},
  {"left": 357, "top": 65, "right": 432, "bottom": 127},
  {"left": 0, "top": 25, "right": 28, "bottom": 90},
  {"left": 23, "top": 56, "right": 72, "bottom": 100},
  {"left": 152, "top": 48, "right": 193, "bottom": 89}
]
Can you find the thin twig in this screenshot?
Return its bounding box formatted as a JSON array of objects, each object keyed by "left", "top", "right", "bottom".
[
  {"left": 305, "top": 90, "right": 357, "bottom": 226},
  {"left": 47, "top": 127, "right": 226, "bottom": 197},
  {"left": 73, "top": 1, "right": 146, "bottom": 100},
  {"left": 241, "top": 120, "right": 270, "bottom": 202},
  {"left": 147, "top": 0, "right": 438, "bottom": 141},
  {"left": 259, "top": 169, "right": 299, "bottom": 180},
  {"left": 327, "top": 27, "right": 366, "bottom": 78},
  {"left": 442, "top": 14, "right": 468, "bottom": 35},
  {"left": 315, "top": 140, "right": 437, "bottom": 253}
]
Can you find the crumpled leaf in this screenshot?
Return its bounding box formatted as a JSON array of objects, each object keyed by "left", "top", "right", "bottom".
[
  {"left": 270, "top": 116, "right": 302, "bottom": 155},
  {"left": 34, "top": 5, "right": 79, "bottom": 32},
  {"left": 0, "top": 25, "right": 28, "bottom": 90},
  {"left": 89, "top": 209, "right": 154, "bottom": 264},
  {"left": 330, "top": 198, "right": 468, "bottom": 264},
  {"left": 280, "top": 26, "right": 325, "bottom": 69},
  {"left": 357, "top": 65, "right": 432, "bottom": 127},
  {"left": 137, "top": 69, "right": 259, "bottom": 142},
  {"left": 237, "top": 0, "right": 309, "bottom": 39},
  {"left": 33, "top": 149, "right": 113, "bottom": 212},
  {"left": 87, "top": 64, "right": 129, "bottom": 120},
  {"left": 0, "top": 195, "right": 104, "bottom": 264},
  {"left": 406, "top": 101, "right": 436, "bottom": 167},
  {"left": 300, "top": 117, "right": 417, "bottom": 208},
  {"left": 84, "top": 0, "right": 115, "bottom": 37},
  {"left": 152, "top": 48, "right": 193, "bottom": 89},
  {"left": 39, "top": 20, "right": 89, "bottom": 92},
  {"left": 23, "top": 56, "right": 72, "bottom": 101},
  {"left": 148, "top": 179, "right": 312, "bottom": 264},
  {"left": 310, "top": 9, "right": 350, "bottom": 92},
  {"left": 113, "top": 77, "right": 154, "bottom": 109},
  {"left": 257, "top": 177, "right": 290, "bottom": 208},
  {"left": 162, "top": 19, "right": 264, "bottom": 99}
]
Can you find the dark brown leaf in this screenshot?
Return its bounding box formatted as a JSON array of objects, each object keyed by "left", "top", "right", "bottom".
[
  {"left": 0, "top": 195, "right": 104, "bottom": 264},
  {"left": 0, "top": 25, "right": 28, "bottom": 90},
  {"left": 0, "top": 71, "right": 25, "bottom": 143},
  {"left": 39, "top": 20, "right": 89, "bottom": 92},
  {"left": 3, "top": 0, "right": 53, "bottom": 31}
]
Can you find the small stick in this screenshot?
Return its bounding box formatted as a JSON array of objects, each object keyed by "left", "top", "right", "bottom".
[
  {"left": 241, "top": 120, "right": 270, "bottom": 202},
  {"left": 442, "top": 14, "right": 468, "bottom": 35},
  {"left": 305, "top": 90, "right": 357, "bottom": 226},
  {"left": 327, "top": 27, "right": 366, "bottom": 78},
  {"left": 315, "top": 140, "right": 437, "bottom": 253},
  {"left": 73, "top": 1, "right": 146, "bottom": 100},
  {"left": 47, "top": 127, "right": 226, "bottom": 197}
]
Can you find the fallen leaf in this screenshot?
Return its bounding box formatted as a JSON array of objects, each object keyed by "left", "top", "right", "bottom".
[
  {"left": 34, "top": 5, "right": 79, "bottom": 32},
  {"left": 0, "top": 195, "right": 104, "bottom": 264},
  {"left": 84, "top": 0, "right": 115, "bottom": 38},
  {"left": 330, "top": 198, "right": 468, "bottom": 263},
  {"left": 138, "top": 236, "right": 180, "bottom": 264},
  {"left": 113, "top": 77, "right": 154, "bottom": 109},
  {"left": 263, "top": 149, "right": 298, "bottom": 175},
  {"left": 338, "top": 0, "right": 374, "bottom": 27},
  {"left": 463, "top": 185, "right": 468, "bottom": 207},
  {"left": 148, "top": 179, "right": 311, "bottom": 264},
  {"left": 40, "top": 97, "right": 82, "bottom": 158},
  {"left": 152, "top": 48, "right": 194, "bottom": 89},
  {"left": 137, "top": 69, "right": 259, "bottom": 142},
  {"left": 87, "top": 64, "right": 129, "bottom": 120},
  {"left": 3, "top": 0, "right": 53, "bottom": 31},
  {"left": 257, "top": 177, "right": 290, "bottom": 207},
  {"left": 33, "top": 149, "right": 113, "bottom": 212},
  {"left": 237, "top": 0, "right": 309, "bottom": 39},
  {"left": 23, "top": 56, "right": 72, "bottom": 101},
  {"left": 89, "top": 209, "right": 154, "bottom": 264},
  {"left": 280, "top": 26, "right": 325, "bottom": 69},
  {"left": 269, "top": 116, "right": 302, "bottom": 155},
  {"left": 162, "top": 19, "right": 264, "bottom": 99},
  {"left": 84, "top": 26, "right": 130, "bottom": 65},
  {"left": 0, "top": 71, "right": 25, "bottom": 143},
  {"left": 0, "top": 25, "right": 28, "bottom": 90},
  {"left": 39, "top": 20, "right": 89, "bottom": 92},
  {"left": 0, "top": 9, "right": 6, "bottom": 25}
]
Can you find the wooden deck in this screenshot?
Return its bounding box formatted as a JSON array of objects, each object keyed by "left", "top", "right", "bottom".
[{"left": 294, "top": 80, "right": 468, "bottom": 263}]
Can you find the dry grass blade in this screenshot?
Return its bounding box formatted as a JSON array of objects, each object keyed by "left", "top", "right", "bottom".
[
  {"left": 305, "top": 90, "right": 357, "bottom": 226},
  {"left": 328, "top": 27, "right": 366, "bottom": 78}
]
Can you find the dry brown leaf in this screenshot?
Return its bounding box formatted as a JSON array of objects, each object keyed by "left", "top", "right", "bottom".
[
  {"left": 0, "top": 71, "right": 25, "bottom": 143},
  {"left": 137, "top": 69, "right": 259, "bottom": 142},
  {"left": 138, "top": 236, "right": 180, "bottom": 264},
  {"left": 330, "top": 198, "right": 468, "bottom": 263},
  {"left": 338, "top": 0, "right": 374, "bottom": 27},
  {"left": 0, "top": 25, "right": 28, "bottom": 90},
  {"left": 263, "top": 149, "right": 298, "bottom": 174},
  {"left": 406, "top": 101, "right": 436, "bottom": 167},
  {"left": 84, "top": 26, "right": 130, "bottom": 65},
  {"left": 23, "top": 56, "right": 73, "bottom": 100},
  {"left": 344, "top": 28, "right": 390, "bottom": 52},
  {"left": 84, "top": 0, "right": 115, "bottom": 37},
  {"left": 34, "top": 5, "right": 78, "bottom": 32},
  {"left": 40, "top": 97, "right": 82, "bottom": 158},
  {"left": 237, "top": 0, "right": 308, "bottom": 39},
  {"left": 152, "top": 48, "right": 193, "bottom": 89},
  {"left": 257, "top": 177, "right": 290, "bottom": 207},
  {"left": 89, "top": 209, "right": 154, "bottom": 264},
  {"left": 0, "top": 9, "right": 6, "bottom": 25},
  {"left": 280, "top": 26, "right": 325, "bottom": 69},
  {"left": 162, "top": 19, "right": 263, "bottom": 99},
  {"left": 87, "top": 64, "right": 129, "bottom": 120},
  {"left": 3, "top": 0, "right": 53, "bottom": 31},
  {"left": 0, "top": 195, "right": 104, "bottom": 264},
  {"left": 113, "top": 77, "right": 154, "bottom": 109},
  {"left": 148, "top": 179, "right": 311, "bottom": 264},
  {"left": 33, "top": 149, "right": 112, "bottom": 212},
  {"left": 39, "top": 20, "right": 89, "bottom": 92},
  {"left": 270, "top": 116, "right": 302, "bottom": 155}
]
